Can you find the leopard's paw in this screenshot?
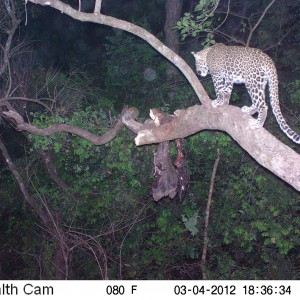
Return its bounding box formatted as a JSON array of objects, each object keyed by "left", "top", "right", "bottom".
[
  {"left": 212, "top": 99, "right": 222, "bottom": 108},
  {"left": 241, "top": 106, "right": 251, "bottom": 114}
]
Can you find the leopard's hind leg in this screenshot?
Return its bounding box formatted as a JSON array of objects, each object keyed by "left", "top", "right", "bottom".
[{"left": 242, "top": 82, "right": 268, "bottom": 128}]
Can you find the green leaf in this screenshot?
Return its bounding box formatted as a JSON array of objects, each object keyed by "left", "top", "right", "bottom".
[{"left": 182, "top": 212, "right": 199, "bottom": 236}]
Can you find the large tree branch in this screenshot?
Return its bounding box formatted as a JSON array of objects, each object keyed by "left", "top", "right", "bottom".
[
  {"left": 27, "top": 0, "right": 210, "bottom": 107},
  {"left": 123, "top": 105, "right": 300, "bottom": 192}
]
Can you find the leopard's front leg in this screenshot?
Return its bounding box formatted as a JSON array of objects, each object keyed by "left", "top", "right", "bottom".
[{"left": 211, "top": 76, "right": 233, "bottom": 107}]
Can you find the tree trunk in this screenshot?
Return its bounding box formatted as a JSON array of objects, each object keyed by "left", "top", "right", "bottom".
[
  {"left": 164, "top": 0, "right": 183, "bottom": 78},
  {"left": 54, "top": 244, "right": 67, "bottom": 279}
]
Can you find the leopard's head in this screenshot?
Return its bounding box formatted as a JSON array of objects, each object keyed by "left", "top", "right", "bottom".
[{"left": 192, "top": 48, "right": 210, "bottom": 77}]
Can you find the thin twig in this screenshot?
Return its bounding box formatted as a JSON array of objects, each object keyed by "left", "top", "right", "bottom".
[
  {"left": 246, "top": 0, "right": 276, "bottom": 46},
  {"left": 212, "top": 0, "right": 231, "bottom": 33},
  {"left": 201, "top": 147, "right": 221, "bottom": 280}
]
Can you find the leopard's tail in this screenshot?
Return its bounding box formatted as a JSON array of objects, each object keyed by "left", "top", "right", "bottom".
[{"left": 268, "top": 67, "right": 300, "bottom": 144}]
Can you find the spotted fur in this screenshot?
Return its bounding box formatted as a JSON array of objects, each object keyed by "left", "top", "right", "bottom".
[{"left": 192, "top": 43, "right": 300, "bottom": 144}]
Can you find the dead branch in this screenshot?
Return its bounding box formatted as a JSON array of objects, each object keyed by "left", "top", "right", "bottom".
[
  {"left": 215, "top": 29, "right": 246, "bottom": 46},
  {"left": 1, "top": 134, "right": 109, "bottom": 279},
  {"left": 0, "top": 0, "right": 22, "bottom": 111},
  {"left": 67, "top": 231, "right": 108, "bottom": 279}
]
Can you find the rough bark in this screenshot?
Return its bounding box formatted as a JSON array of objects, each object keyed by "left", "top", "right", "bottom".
[
  {"left": 152, "top": 141, "right": 178, "bottom": 201},
  {"left": 175, "top": 138, "right": 188, "bottom": 200}
]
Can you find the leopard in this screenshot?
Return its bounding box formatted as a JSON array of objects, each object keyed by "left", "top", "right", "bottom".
[{"left": 192, "top": 43, "right": 300, "bottom": 144}]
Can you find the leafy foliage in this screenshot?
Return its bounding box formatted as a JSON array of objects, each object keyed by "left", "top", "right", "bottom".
[{"left": 176, "top": 0, "right": 218, "bottom": 46}]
